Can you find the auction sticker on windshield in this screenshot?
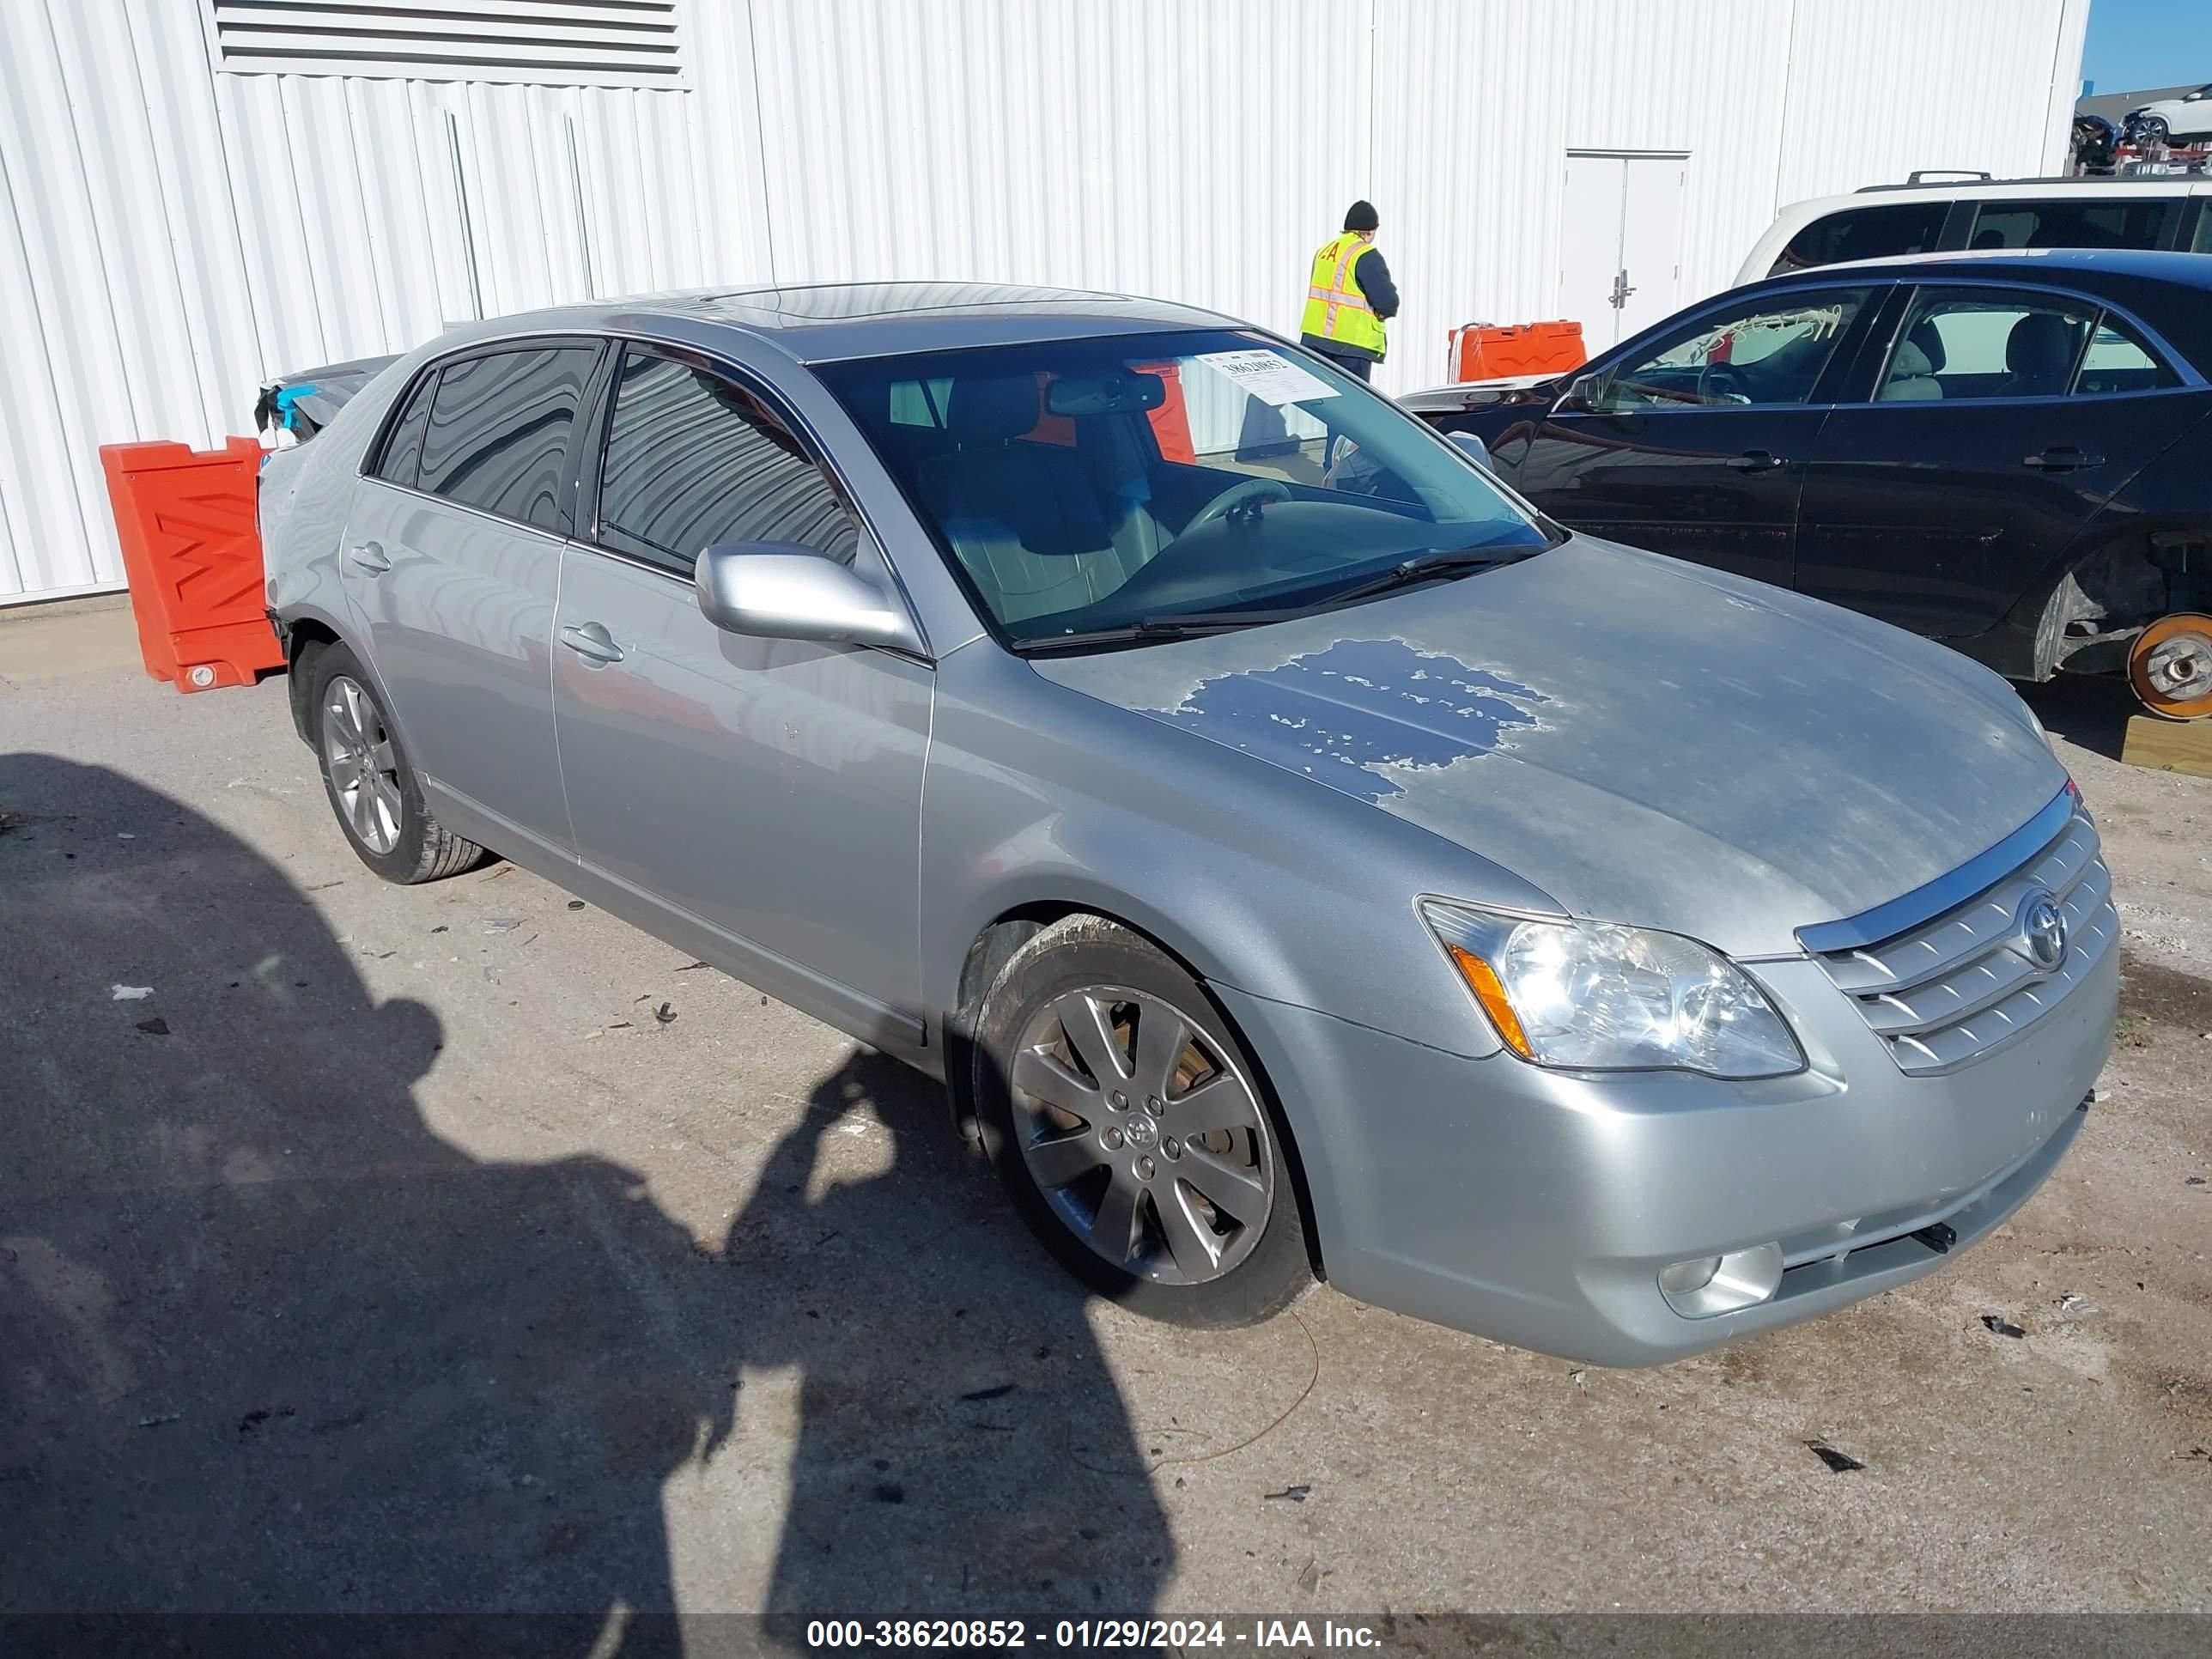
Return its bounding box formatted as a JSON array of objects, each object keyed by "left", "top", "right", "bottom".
[{"left": 1195, "top": 348, "right": 1341, "bottom": 406}]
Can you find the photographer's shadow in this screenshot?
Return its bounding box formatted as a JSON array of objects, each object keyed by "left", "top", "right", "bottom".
[{"left": 0, "top": 753, "right": 1165, "bottom": 1650}]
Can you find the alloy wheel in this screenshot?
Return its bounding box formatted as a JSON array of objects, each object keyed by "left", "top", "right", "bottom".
[
  {"left": 1010, "top": 985, "right": 1276, "bottom": 1285},
  {"left": 322, "top": 675, "right": 404, "bottom": 854}
]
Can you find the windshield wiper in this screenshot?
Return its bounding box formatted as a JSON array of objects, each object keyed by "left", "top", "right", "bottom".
[
  {"left": 1018, "top": 613, "right": 1301, "bottom": 654},
  {"left": 1316, "top": 544, "right": 1534, "bottom": 609},
  {"left": 1016, "top": 544, "right": 1540, "bottom": 655}
]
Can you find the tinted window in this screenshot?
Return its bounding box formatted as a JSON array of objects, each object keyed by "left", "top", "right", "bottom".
[
  {"left": 373, "top": 368, "right": 438, "bottom": 489},
  {"left": 2194, "top": 210, "right": 2212, "bottom": 254},
  {"left": 1875, "top": 289, "right": 2097, "bottom": 402},
  {"left": 417, "top": 346, "right": 599, "bottom": 530},
  {"left": 2075, "top": 314, "right": 2182, "bottom": 395},
  {"left": 1965, "top": 198, "right": 2169, "bottom": 251},
  {"left": 594, "top": 348, "right": 860, "bottom": 575},
  {"left": 1771, "top": 204, "right": 1946, "bottom": 274},
  {"left": 1595, "top": 289, "right": 1872, "bottom": 411}
]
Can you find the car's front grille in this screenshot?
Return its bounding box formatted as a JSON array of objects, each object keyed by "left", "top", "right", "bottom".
[{"left": 1809, "top": 807, "right": 2116, "bottom": 1076}]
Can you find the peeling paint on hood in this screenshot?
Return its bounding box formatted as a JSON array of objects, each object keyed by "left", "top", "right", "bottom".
[
  {"left": 1159, "top": 637, "right": 1551, "bottom": 801},
  {"left": 1030, "top": 536, "right": 2071, "bottom": 958}
]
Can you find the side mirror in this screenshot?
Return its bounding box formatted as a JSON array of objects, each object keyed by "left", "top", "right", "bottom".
[
  {"left": 1447, "top": 431, "right": 1493, "bottom": 472},
  {"left": 695, "top": 541, "right": 924, "bottom": 656},
  {"left": 1556, "top": 372, "right": 1607, "bottom": 414}
]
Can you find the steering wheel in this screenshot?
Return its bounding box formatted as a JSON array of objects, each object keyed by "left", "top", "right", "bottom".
[
  {"left": 1184, "top": 477, "right": 1292, "bottom": 533},
  {"left": 1696, "top": 362, "right": 1753, "bottom": 405}
]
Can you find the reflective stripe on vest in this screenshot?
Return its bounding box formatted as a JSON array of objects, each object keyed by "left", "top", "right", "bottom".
[{"left": 1300, "top": 234, "right": 1385, "bottom": 356}]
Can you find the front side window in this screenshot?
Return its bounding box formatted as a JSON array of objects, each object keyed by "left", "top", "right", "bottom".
[
  {"left": 1964, "top": 198, "right": 2169, "bottom": 252},
  {"left": 1875, "top": 289, "right": 2098, "bottom": 402},
  {"left": 1771, "top": 204, "right": 1946, "bottom": 275},
  {"left": 817, "top": 331, "right": 1553, "bottom": 648},
  {"left": 1592, "top": 289, "right": 1872, "bottom": 411},
  {"left": 416, "top": 345, "right": 599, "bottom": 529},
  {"left": 594, "top": 347, "right": 860, "bottom": 576}
]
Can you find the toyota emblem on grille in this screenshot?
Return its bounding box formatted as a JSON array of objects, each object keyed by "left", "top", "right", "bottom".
[{"left": 2014, "top": 889, "right": 2069, "bottom": 972}]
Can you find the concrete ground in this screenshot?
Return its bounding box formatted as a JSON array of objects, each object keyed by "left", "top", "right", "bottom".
[{"left": 2, "top": 601, "right": 2208, "bottom": 1634}]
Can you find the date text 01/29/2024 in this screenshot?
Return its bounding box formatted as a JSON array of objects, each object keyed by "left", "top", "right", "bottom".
[{"left": 804, "top": 1618, "right": 1385, "bottom": 1650}]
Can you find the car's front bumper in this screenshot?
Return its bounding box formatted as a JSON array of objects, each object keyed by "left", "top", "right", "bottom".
[{"left": 1217, "top": 938, "right": 2114, "bottom": 1366}]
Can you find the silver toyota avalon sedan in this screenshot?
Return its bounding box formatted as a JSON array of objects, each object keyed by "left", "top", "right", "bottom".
[{"left": 259, "top": 283, "right": 2115, "bottom": 1365}]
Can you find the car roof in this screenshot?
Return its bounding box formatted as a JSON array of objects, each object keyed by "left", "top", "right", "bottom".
[
  {"left": 440, "top": 280, "right": 1241, "bottom": 364},
  {"left": 1741, "top": 246, "right": 2212, "bottom": 292}
]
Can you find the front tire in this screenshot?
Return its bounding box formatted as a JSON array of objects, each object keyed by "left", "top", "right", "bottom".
[
  {"left": 310, "top": 643, "right": 486, "bottom": 884},
  {"left": 973, "top": 915, "right": 1312, "bottom": 1327}
]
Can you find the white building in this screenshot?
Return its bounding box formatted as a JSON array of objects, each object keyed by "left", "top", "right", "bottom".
[{"left": 0, "top": 0, "right": 2089, "bottom": 605}]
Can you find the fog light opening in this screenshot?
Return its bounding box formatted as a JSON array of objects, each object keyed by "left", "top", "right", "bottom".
[
  {"left": 1659, "top": 1242, "right": 1784, "bottom": 1319},
  {"left": 1657, "top": 1256, "right": 1721, "bottom": 1297}
]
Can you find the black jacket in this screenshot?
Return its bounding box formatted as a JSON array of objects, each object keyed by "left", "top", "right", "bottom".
[{"left": 1301, "top": 246, "right": 1400, "bottom": 363}]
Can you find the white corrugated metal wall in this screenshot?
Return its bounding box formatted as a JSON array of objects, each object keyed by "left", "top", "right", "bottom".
[{"left": 0, "top": 0, "right": 2087, "bottom": 605}]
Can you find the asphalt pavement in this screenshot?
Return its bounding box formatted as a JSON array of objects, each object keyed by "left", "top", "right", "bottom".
[{"left": 2, "top": 601, "right": 2207, "bottom": 1639}]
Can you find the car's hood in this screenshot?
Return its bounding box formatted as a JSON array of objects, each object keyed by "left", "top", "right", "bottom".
[{"left": 1030, "top": 536, "right": 2069, "bottom": 958}]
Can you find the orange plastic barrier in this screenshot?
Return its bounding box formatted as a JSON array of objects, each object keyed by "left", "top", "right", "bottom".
[
  {"left": 99, "top": 437, "right": 284, "bottom": 694},
  {"left": 1449, "top": 320, "right": 1587, "bottom": 383}
]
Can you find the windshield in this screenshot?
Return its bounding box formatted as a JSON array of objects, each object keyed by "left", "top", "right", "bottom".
[{"left": 817, "top": 330, "right": 1553, "bottom": 650}]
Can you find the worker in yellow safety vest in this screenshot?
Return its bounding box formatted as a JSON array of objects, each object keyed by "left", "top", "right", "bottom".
[{"left": 1299, "top": 200, "right": 1399, "bottom": 381}]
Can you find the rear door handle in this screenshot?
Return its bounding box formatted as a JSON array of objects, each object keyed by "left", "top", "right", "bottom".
[
  {"left": 1726, "top": 450, "right": 1786, "bottom": 472},
  {"left": 346, "top": 539, "right": 391, "bottom": 574},
  {"left": 558, "top": 621, "right": 625, "bottom": 665},
  {"left": 2023, "top": 447, "right": 2103, "bottom": 472}
]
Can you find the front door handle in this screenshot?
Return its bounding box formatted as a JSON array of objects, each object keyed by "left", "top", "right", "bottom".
[
  {"left": 2023, "top": 447, "right": 2104, "bottom": 472},
  {"left": 1726, "top": 450, "right": 1786, "bottom": 472},
  {"left": 346, "top": 539, "right": 392, "bottom": 574},
  {"left": 558, "top": 621, "right": 625, "bottom": 665}
]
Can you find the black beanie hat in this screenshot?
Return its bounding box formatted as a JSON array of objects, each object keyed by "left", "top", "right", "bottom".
[{"left": 1343, "top": 200, "right": 1380, "bottom": 234}]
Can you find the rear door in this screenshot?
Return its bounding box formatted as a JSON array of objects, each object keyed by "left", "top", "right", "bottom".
[
  {"left": 1794, "top": 284, "right": 2198, "bottom": 639},
  {"left": 550, "top": 342, "right": 931, "bottom": 1048},
  {"left": 341, "top": 340, "right": 603, "bottom": 853},
  {"left": 1501, "top": 283, "right": 1881, "bottom": 588}
]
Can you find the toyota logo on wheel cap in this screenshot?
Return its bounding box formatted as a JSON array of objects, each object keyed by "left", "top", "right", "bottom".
[{"left": 2014, "top": 889, "right": 2069, "bottom": 972}]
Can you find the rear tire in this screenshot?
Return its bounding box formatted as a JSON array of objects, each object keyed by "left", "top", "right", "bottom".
[
  {"left": 309, "top": 643, "right": 486, "bottom": 883},
  {"left": 973, "top": 915, "right": 1312, "bottom": 1327}
]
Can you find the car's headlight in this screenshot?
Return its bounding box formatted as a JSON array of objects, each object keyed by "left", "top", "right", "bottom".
[{"left": 1419, "top": 900, "right": 1805, "bottom": 1079}]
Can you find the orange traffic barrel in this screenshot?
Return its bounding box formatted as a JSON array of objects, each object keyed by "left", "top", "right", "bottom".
[
  {"left": 98, "top": 437, "right": 285, "bottom": 693},
  {"left": 1449, "top": 320, "right": 1587, "bottom": 383}
]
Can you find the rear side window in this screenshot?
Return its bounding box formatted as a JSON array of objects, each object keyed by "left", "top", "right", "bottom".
[
  {"left": 2194, "top": 210, "right": 2212, "bottom": 254},
  {"left": 593, "top": 347, "right": 860, "bottom": 576},
  {"left": 1965, "top": 198, "right": 2170, "bottom": 252},
  {"left": 372, "top": 368, "right": 438, "bottom": 489},
  {"left": 1771, "top": 203, "right": 1948, "bottom": 275},
  {"left": 417, "top": 345, "right": 599, "bottom": 531},
  {"left": 1875, "top": 288, "right": 2098, "bottom": 402}
]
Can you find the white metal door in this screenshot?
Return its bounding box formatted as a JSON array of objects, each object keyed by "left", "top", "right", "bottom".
[{"left": 1558, "top": 154, "right": 1687, "bottom": 350}]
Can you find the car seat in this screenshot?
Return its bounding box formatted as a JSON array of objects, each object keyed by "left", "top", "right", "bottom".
[
  {"left": 914, "top": 376, "right": 1161, "bottom": 626},
  {"left": 1879, "top": 338, "right": 1943, "bottom": 400},
  {"left": 2002, "top": 312, "right": 2081, "bottom": 398}
]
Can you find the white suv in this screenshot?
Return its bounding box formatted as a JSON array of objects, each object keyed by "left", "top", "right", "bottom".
[{"left": 1735, "top": 174, "right": 2212, "bottom": 287}]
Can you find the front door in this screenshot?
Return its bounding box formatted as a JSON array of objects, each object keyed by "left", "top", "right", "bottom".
[
  {"left": 340, "top": 343, "right": 602, "bottom": 854},
  {"left": 1504, "top": 283, "right": 1881, "bottom": 590},
  {"left": 1559, "top": 153, "right": 1687, "bottom": 351},
  {"left": 1796, "top": 283, "right": 2212, "bottom": 638},
  {"left": 550, "top": 343, "right": 931, "bottom": 1046}
]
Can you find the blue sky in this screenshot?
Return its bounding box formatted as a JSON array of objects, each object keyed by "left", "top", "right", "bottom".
[{"left": 2083, "top": 0, "right": 2212, "bottom": 94}]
